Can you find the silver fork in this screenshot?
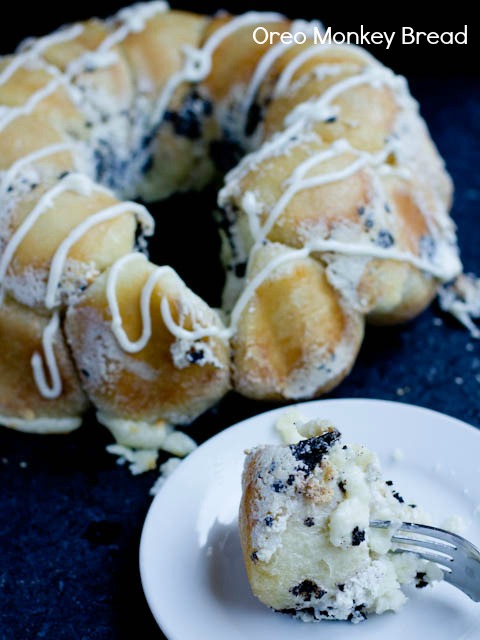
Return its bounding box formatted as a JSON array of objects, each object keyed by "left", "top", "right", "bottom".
[{"left": 370, "top": 520, "right": 480, "bottom": 602}]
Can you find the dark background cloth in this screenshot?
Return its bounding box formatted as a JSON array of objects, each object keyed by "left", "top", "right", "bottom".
[{"left": 0, "top": 2, "right": 479, "bottom": 639}]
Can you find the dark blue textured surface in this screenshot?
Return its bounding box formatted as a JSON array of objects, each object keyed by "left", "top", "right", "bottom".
[{"left": 0, "top": 76, "right": 479, "bottom": 640}]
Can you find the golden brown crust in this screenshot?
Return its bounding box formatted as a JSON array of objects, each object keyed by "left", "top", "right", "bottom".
[
  {"left": 221, "top": 48, "right": 451, "bottom": 320},
  {"left": 0, "top": 296, "right": 88, "bottom": 426},
  {"left": 65, "top": 257, "right": 231, "bottom": 425},
  {"left": 238, "top": 450, "right": 264, "bottom": 598},
  {"left": 233, "top": 244, "right": 364, "bottom": 400}
]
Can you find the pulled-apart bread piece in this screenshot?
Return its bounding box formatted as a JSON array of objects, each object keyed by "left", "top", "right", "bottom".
[
  {"left": 65, "top": 253, "right": 230, "bottom": 448},
  {"left": 239, "top": 418, "right": 442, "bottom": 622},
  {"left": 232, "top": 243, "right": 364, "bottom": 399},
  {"left": 0, "top": 296, "right": 88, "bottom": 432}
]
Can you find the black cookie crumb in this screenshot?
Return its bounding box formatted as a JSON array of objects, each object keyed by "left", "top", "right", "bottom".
[
  {"left": 234, "top": 262, "right": 247, "bottom": 278},
  {"left": 289, "top": 430, "right": 340, "bottom": 475},
  {"left": 186, "top": 347, "right": 204, "bottom": 364},
  {"left": 351, "top": 526, "right": 366, "bottom": 546},
  {"left": 347, "top": 603, "right": 367, "bottom": 622},
  {"left": 164, "top": 90, "right": 213, "bottom": 140},
  {"left": 271, "top": 480, "right": 287, "bottom": 493},
  {"left": 376, "top": 229, "right": 395, "bottom": 248},
  {"left": 290, "top": 580, "right": 326, "bottom": 602},
  {"left": 415, "top": 572, "right": 428, "bottom": 588},
  {"left": 276, "top": 607, "right": 297, "bottom": 616},
  {"left": 250, "top": 552, "right": 259, "bottom": 564},
  {"left": 304, "top": 517, "right": 315, "bottom": 527},
  {"left": 264, "top": 515, "right": 274, "bottom": 527},
  {"left": 392, "top": 491, "right": 405, "bottom": 504}
]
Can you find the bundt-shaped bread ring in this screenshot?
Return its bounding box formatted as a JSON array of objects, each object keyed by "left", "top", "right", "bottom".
[{"left": 0, "top": 4, "right": 463, "bottom": 447}]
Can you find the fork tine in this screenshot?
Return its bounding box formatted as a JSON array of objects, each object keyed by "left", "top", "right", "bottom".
[
  {"left": 397, "top": 522, "right": 459, "bottom": 547},
  {"left": 392, "top": 535, "right": 455, "bottom": 556},
  {"left": 396, "top": 522, "right": 480, "bottom": 562},
  {"left": 371, "top": 520, "right": 480, "bottom": 602},
  {"left": 371, "top": 519, "right": 468, "bottom": 550},
  {"left": 392, "top": 548, "right": 452, "bottom": 570}
]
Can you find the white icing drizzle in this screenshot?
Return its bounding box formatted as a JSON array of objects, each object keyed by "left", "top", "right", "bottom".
[
  {"left": 438, "top": 274, "right": 480, "bottom": 339},
  {"left": 0, "top": 24, "right": 84, "bottom": 86},
  {"left": 223, "top": 58, "right": 389, "bottom": 191},
  {"left": 285, "top": 66, "right": 400, "bottom": 127},
  {"left": 0, "top": 170, "right": 154, "bottom": 398},
  {"left": 30, "top": 310, "right": 62, "bottom": 399},
  {"left": 377, "top": 164, "right": 411, "bottom": 179},
  {"left": 216, "top": 39, "right": 463, "bottom": 343},
  {"left": 258, "top": 139, "right": 395, "bottom": 240},
  {"left": 273, "top": 42, "right": 377, "bottom": 97},
  {"left": 0, "top": 2, "right": 169, "bottom": 135},
  {"left": 240, "top": 20, "right": 322, "bottom": 133},
  {"left": 241, "top": 191, "right": 263, "bottom": 239},
  {"left": 100, "top": 1, "right": 169, "bottom": 54},
  {"left": 160, "top": 295, "right": 223, "bottom": 341},
  {"left": 0, "top": 2, "right": 165, "bottom": 404},
  {"left": 0, "top": 173, "right": 108, "bottom": 304},
  {"left": 226, "top": 247, "right": 308, "bottom": 337},
  {"left": 226, "top": 51, "right": 383, "bottom": 186},
  {"left": 148, "top": 48, "right": 205, "bottom": 126},
  {"left": 106, "top": 253, "right": 175, "bottom": 352},
  {"left": 160, "top": 233, "right": 462, "bottom": 345},
  {"left": 164, "top": 251, "right": 316, "bottom": 343},
  {"left": 219, "top": 119, "right": 309, "bottom": 197},
  {"left": 107, "top": 252, "right": 225, "bottom": 356},
  {"left": 45, "top": 201, "right": 154, "bottom": 309},
  {"left": 0, "top": 76, "right": 67, "bottom": 133},
  {"left": 150, "top": 11, "right": 284, "bottom": 126},
  {"left": 0, "top": 53, "right": 113, "bottom": 135},
  {"left": 306, "top": 238, "right": 461, "bottom": 281},
  {"left": 194, "top": 11, "right": 284, "bottom": 77},
  {"left": 0, "top": 142, "right": 75, "bottom": 197}
]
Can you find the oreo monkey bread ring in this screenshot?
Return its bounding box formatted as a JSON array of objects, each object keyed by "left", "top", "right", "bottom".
[{"left": 0, "top": 3, "right": 465, "bottom": 451}]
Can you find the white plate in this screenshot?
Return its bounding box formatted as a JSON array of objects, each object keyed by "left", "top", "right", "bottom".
[{"left": 140, "top": 399, "right": 480, "bottom": 640}]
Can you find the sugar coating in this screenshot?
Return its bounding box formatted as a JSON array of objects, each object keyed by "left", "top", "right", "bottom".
[{"left": 240, "top": 418, "right": 442, "bottom": 623}]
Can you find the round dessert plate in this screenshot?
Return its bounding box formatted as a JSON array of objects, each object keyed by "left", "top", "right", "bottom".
[{"left": 140, "top": 399, "right": 480, "bottom": 640}]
